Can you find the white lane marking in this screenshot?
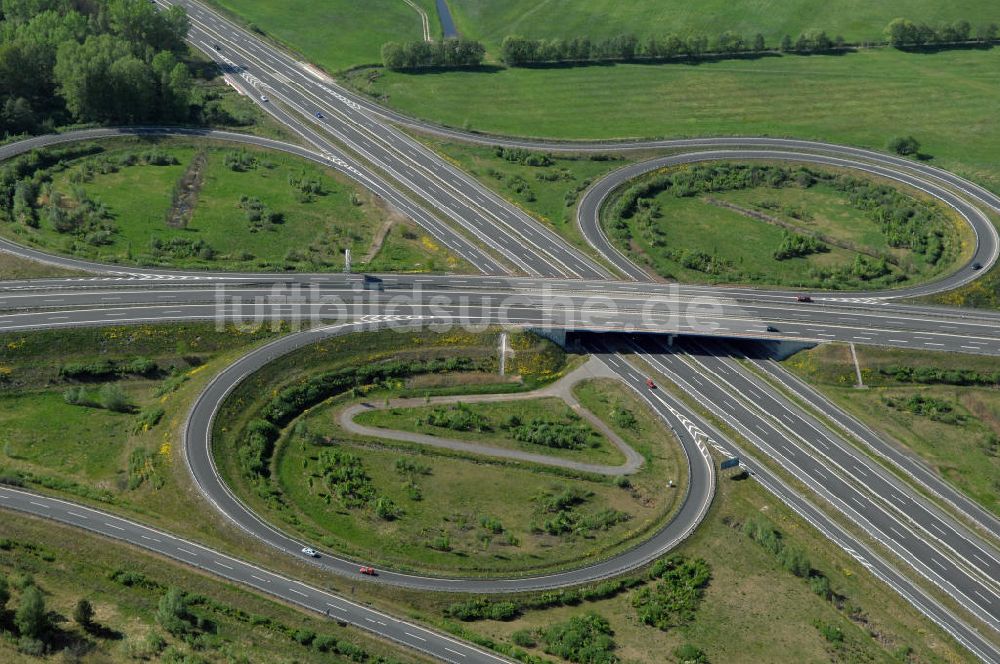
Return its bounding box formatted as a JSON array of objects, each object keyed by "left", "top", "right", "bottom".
[
  {"left": 177, "top": 547, "right": 198, "bottom": 556},
  {"left": 68, "top": 511, "right": 88, "bottom": 519},
  {"left": 104, "top": 522, "right": 125, "bottom": 531},
  {"left": 141, "top": 535, "right": 161, "bottom": 543},
  {"left": 405, "top": 632, "right": 427, "bottom": 642},
  {"left": 931, "top": 558, "right": 948, "bottom": 571},
  {"left": 251, "top": 574, "right": 271, "bottom": 583},
  {"left": 326, "top": 602, "right": 346, "bottom": 612},
  {"left": 289, "top": 588, "right": 308, "bottom": 597},
  {"left": 29, "top": 501, "right": 49, "bottom": 508},
  {"left": 214, "top": 560, "right": 234, "bottom": 570},
  {"left": 445, "top": 647, "right": 467, "bottom": 657},
  {"left": 974, "top": 590, "right": 993, "bottom": 603},
  {"left": 889, "top": 526, "right": 907, "bottom": 540}
]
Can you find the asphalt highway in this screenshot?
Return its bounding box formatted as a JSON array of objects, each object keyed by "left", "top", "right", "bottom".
[
  {"left": 662, "top": 339, "right": 1000, "bottom": 618},
  {"left": 0, "top": 1, "right": 998, "bottom": 660},
  {"left": 158, "top": 0, "right": 610, "bottom": 280},
  {"left": 587, "top": 339, "right": 1000, "bottom": 663},
  {"left": 746, "top": 351, "right": 1000, "bottom": 537},
  {"left": 0, "top": 486, "right": 507, "bottom": 664},
  {"left": 3, "top": 280, "right": 1000, "bottom": 357}
]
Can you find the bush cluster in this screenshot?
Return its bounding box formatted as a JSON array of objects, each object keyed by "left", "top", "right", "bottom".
[
  {"left": 631, "top": 555, "right": 711, "bottom": 631},
  {"left": 149, "top": 236, "right": 217, "bottom": 261},
  {"left": 381, "top": 39, "right": 485, "bottom": 70},
  {"left": 879, "top": 365, "right": 1000, "bottom": 387},
  {"left": 540, "top": 612, "right": 618, "bottom": 664},
  {"left": 773, "top": 231, "right": 829, "bottom": 260},
  {"left": 743, "top": 516, "right": 836, "bottom": 601},
  {"left": 883, "top": 393, "right": 966, "bottom": 425},
  {"left": 60, "top": 357, "right": 158, "bottom": 380}
]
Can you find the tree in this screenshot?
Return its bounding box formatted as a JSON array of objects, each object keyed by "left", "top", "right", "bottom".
[
  {"left": 99, "top": 383, "right": 131, "bottom": 412},
  {"left": 73, "top": 598, "right": 94, "bottom": 628},
  {"left": 381, "top": 41, "right": 405, "bottom": 70},
  {"left": 977, "top": 22, "right": 999, "bottom": 43},
  {"left": 156, "top": 587, "right": 191, "bottom": 635},
  {"left": 885, "top": 18, "right": 918, "bottom": 47},
  {"left": 888, "top": 135, "right": 920, "bottom": 156},
  {"left": 752, "top": 33, "right": 766, "bottom": 52},
  {"left": 779, "top": 34, "right": 793, "bottom": 51},
  {"left": 15, "top": 585, "right": 48, "bottom": 639}
]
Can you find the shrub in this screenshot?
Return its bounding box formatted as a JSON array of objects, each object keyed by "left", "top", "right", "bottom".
[
  {"left": 633, "top": 555, "right": 711, "bottom": 631},
  {"left": 15, "top": 585, "right": 48, "bottom": 639},
  {"left": 99, "top": 383, "right": 132, "bottom": 412},
  {"left": 73, "top": 598, "right": 95, "bottom": 627},
  {"left": 887, "top": 135, "right": 920, "bottom": 156},
  {"left": 541, "top": 612, "right": 618, "bottom": 664},
  {"left": 674, "top": 644, "right": 709, "bottom": 663}
]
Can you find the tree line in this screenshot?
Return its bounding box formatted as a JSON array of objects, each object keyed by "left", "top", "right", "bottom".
[
  {"left": 381, "top": 18, "right": 999, "bottom": 71},
  {"left": 499, "top": 29, "right": 854, "bottom": 66},
  {"left": 0, "top": 0, "right": 193, "bottom": 137},
  {"left": 380, "top": 38, "right": 485, "bottom": 70},
  {"left": 885, "top": 18, "right": 998, "bottom": 48}
]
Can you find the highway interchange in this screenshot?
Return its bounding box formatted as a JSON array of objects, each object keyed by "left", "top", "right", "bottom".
[{"left": 1, "top": 0, "right": 1000, "bottom": 661}]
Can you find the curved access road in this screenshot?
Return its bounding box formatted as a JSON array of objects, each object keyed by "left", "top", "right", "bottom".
[
  {"left": 0, "top": 126, "right": 503, "bottom": 276},
  {"left": 339, "top": 356, "right": 646, "bottom": 476},
  {"left": 1, "top": 129, "right": 995, "bottom": 302},
  {"left": 575, "top": 149, "right": 999, "bottom": 294},
  {"left": 182, "top": 320, "right": 714, "bottom": 592}
]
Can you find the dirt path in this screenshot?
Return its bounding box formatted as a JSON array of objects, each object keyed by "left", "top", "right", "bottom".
[{"left": 338, "top": 357, "right": 645, "bottom": 475}]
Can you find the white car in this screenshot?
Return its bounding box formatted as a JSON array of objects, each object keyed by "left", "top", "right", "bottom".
[
  {"left": 260, "top": 94, "right": 269, "bottom": 102},
  {"left": 301, "top": 547, "right": 318, "bottom": 557}
]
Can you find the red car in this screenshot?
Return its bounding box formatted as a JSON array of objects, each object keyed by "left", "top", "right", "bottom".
[
  {"left": 646, "top": 378, "right": 656, "bottom": 389},
  {"left": 359, "top": 566, "right": 377, "bottom": 576}
]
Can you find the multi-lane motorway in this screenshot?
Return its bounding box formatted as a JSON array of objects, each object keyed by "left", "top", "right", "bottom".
[{"left": 2, "top": 1, "right": 1000, "bottom": 661}]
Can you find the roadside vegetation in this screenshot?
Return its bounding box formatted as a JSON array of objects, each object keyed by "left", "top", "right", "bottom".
[
  {"left": 213, "top": 330, "right": 684, "bottom": 576},
  {"left": 782, "top": 343, "right": 1000, "bottom": 516},
  {"left": 601, "top": 162, "right": 967, "bottom": 289},
  {"left": 0, "top": 139, "right": 465, "bottom": 272},
  {"left": 0, "top": 253, "right": 83, "bottom": 279},
  {"left": 433, "top": 467, "right": 971, "bottom": 664},
  {"left": 0, "top": 514, "right": 424, "bottom": 663},
  {"left": 354, "top": 397, "right": 627, "bottom": 465}
]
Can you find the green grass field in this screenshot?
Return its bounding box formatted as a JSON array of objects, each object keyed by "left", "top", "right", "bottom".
[
  {"left": 2, "top": 139, "right": 464, "bottom": 273},
  {"left": 603, "top": 166, "right": 968, "bottom": 289},
  {"left": 782, "top": 344, "right": 1000, "bottom": 515},
  {"left": 353, "top": 47, "right": 1000, "bottom": 194},
  {"left": 0, "top": 514, "right": 426, "bottom": 664},
  {"left": 449, "top": 0, "right": 999, "bottom": 50},
  {"left": 207, "top": 0, "right": 425, "bottom": 71},
  {"left": 353, "top": 397, "right": 627, "bottom": 465}
]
